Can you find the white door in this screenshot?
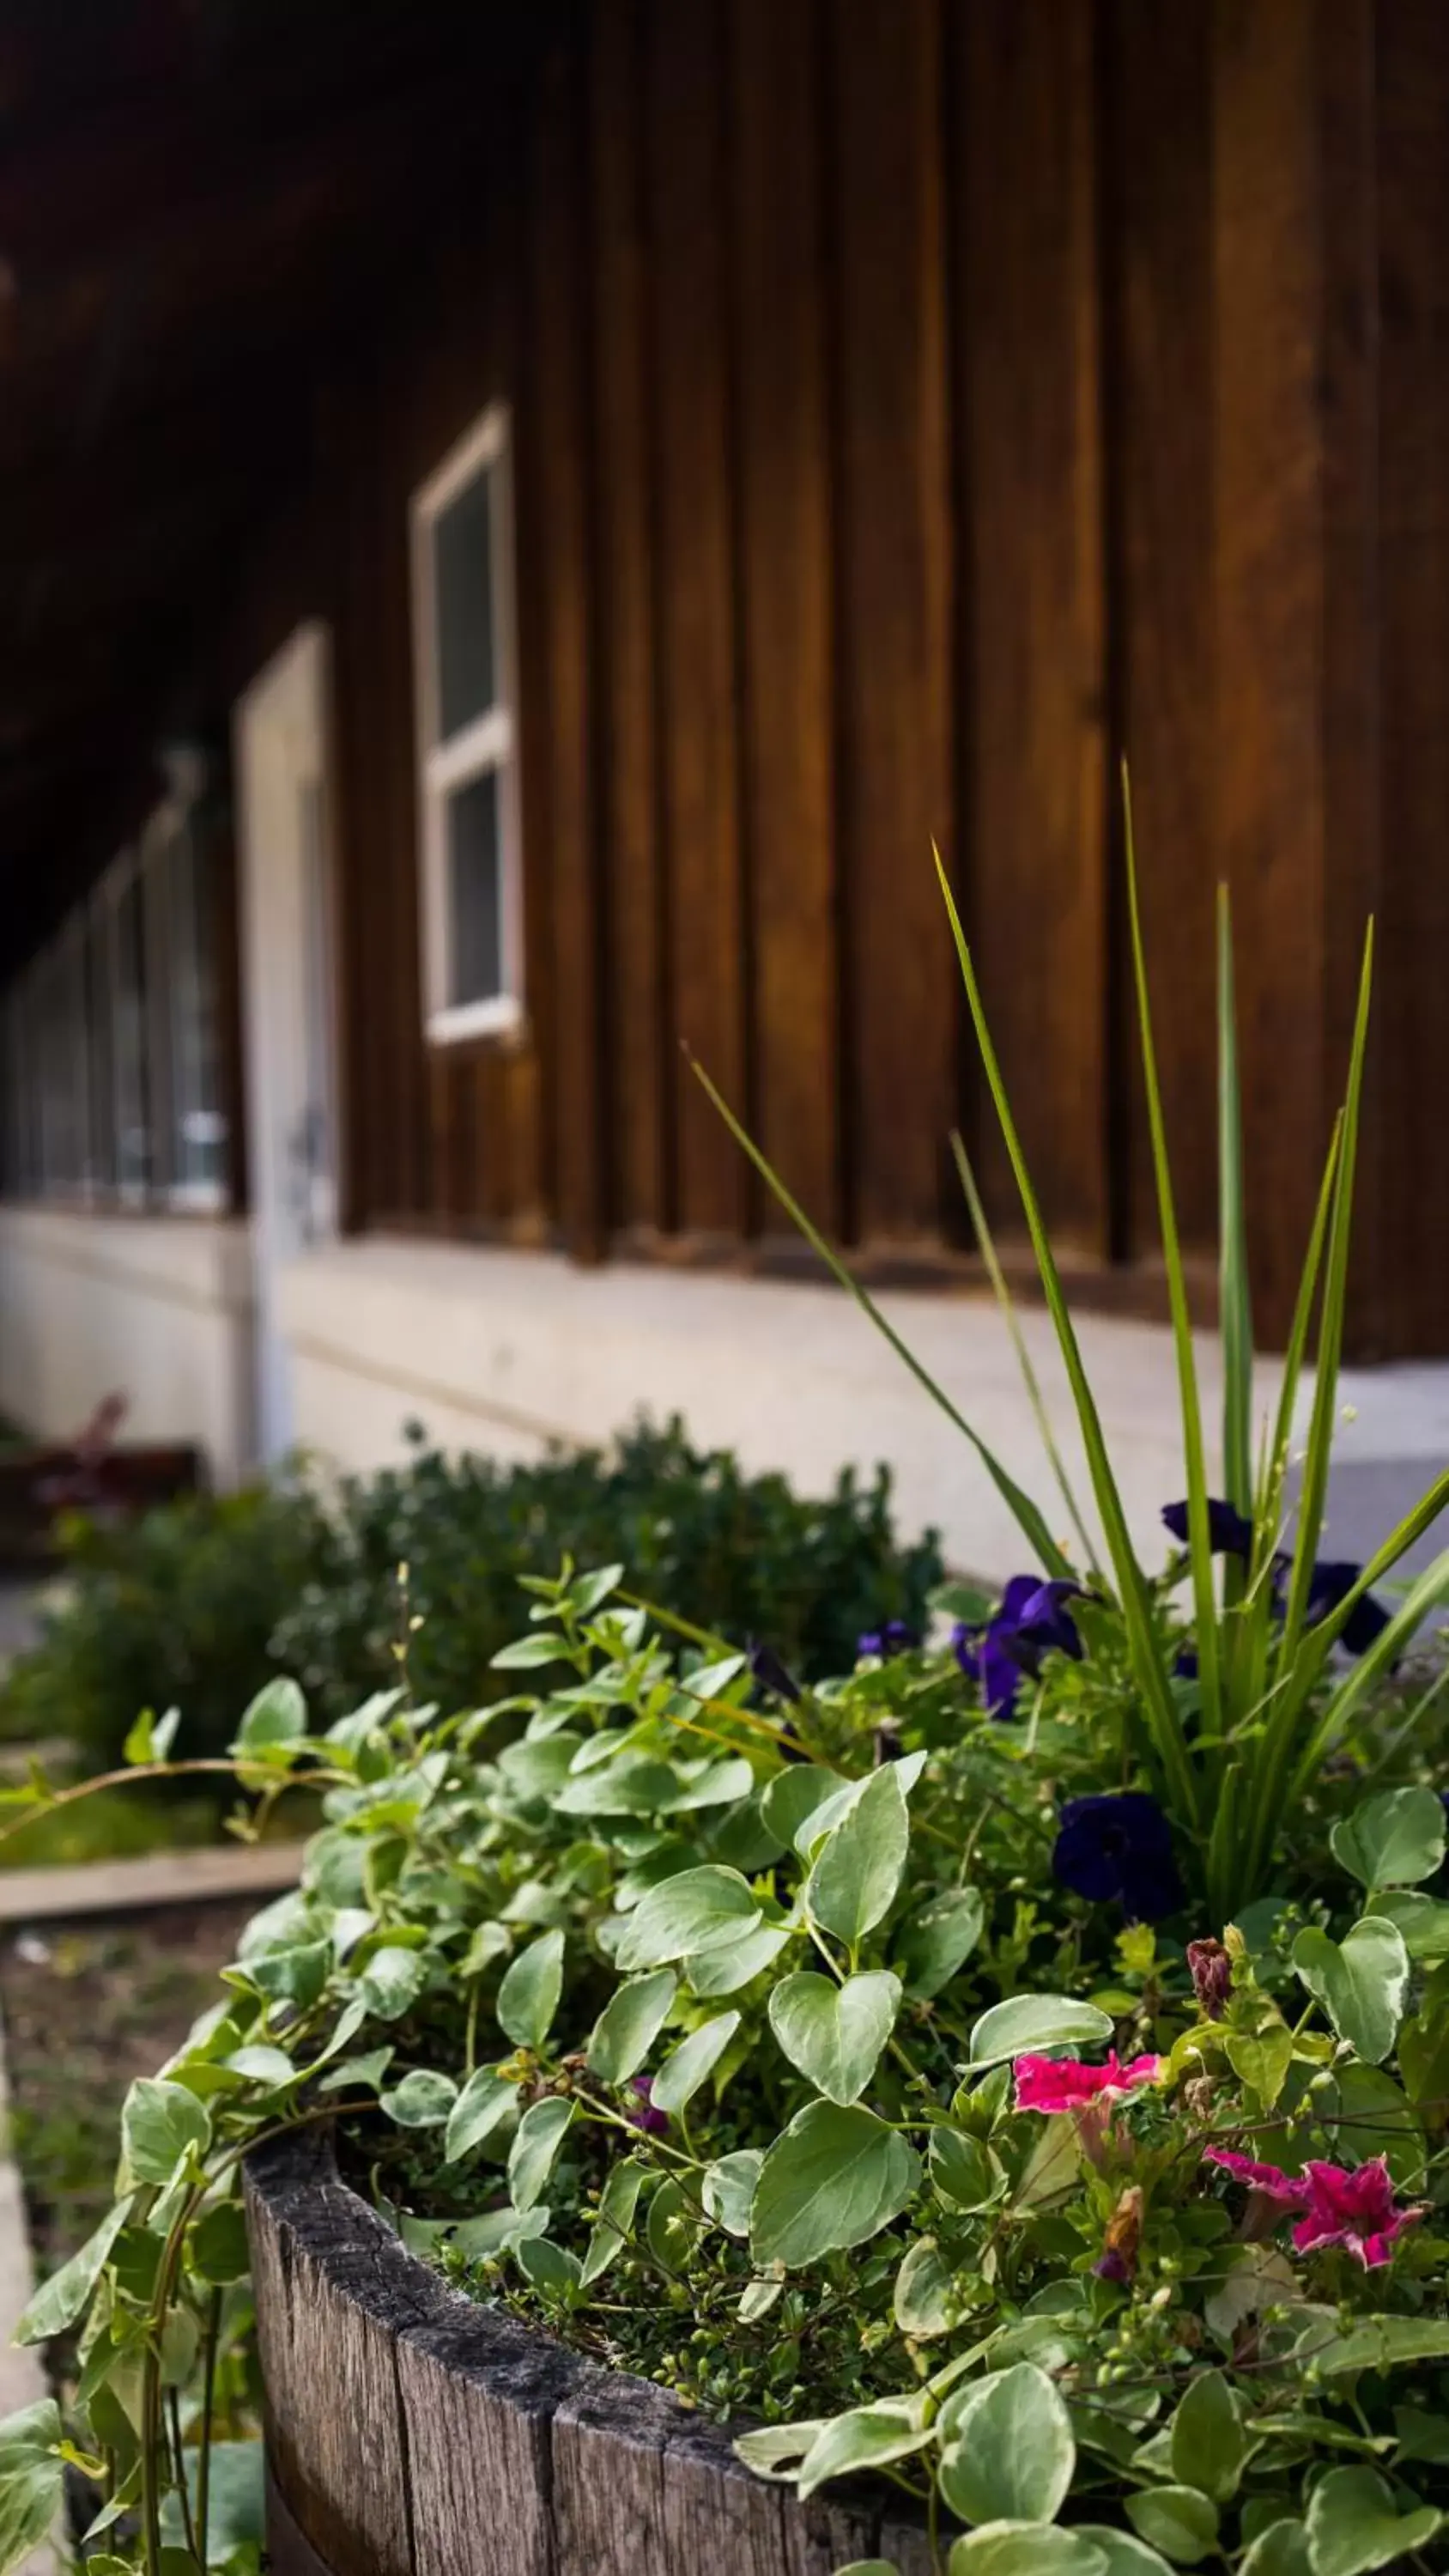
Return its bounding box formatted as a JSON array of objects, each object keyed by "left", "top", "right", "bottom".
[{"left": 234, "top": 623, "right": 338, "bottom": 1462}]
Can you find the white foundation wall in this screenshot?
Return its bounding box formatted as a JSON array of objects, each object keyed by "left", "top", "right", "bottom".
[
  {"left": 0, "top": 1206, "right": 256, "bottom": 1486},
  {"left": 278, "top": 1236, "right": 1286, "bottom": 1581}
]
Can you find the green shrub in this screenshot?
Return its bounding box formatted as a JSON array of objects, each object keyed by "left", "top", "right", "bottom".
[
  {"left": 0, "top": 1419, "right": 943, "bottom": 1771},
  {"left": 273, "top": 1414, "right": 943, "bottom": 1724},
  {"left": 0, "top": 1481, "right": 332, "bottom": 1777}
]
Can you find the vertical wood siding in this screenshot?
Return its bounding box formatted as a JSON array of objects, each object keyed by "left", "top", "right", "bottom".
[{"left": 278, "top": 0, "right": 1449, "bottom": 1357}]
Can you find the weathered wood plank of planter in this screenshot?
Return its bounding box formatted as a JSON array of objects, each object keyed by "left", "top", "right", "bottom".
[{"left": 246, "top": 2128, "right": 935, "bottom": 2576}]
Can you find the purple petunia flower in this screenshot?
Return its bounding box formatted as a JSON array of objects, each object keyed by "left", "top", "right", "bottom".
[
  {"left": 954, "top": 1576, "right": 1082, "bottom": 1719},
  {"left": 1161, "top": 1498, "right": 1253, "bottom": 1558},
  {"left": 857, "top": 1619, "right": 919, "bottom": 1662},
  {"left": 1266, "top": 1553, "right": 1391, "bottom": 1656},
  {"left": 1053, "top": 1791, "right": 1183, "bottom": 1923},
  {"left": 748, "top": 1639, "right": 802, "bottom": 1705},
  {"left": 627, "top": 2075, "right": 670, "bottom": 2136}
]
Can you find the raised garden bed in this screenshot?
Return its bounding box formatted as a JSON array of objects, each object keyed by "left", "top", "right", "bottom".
[
  {"left": 0, "top": 1897, "right": 259, "bottom": 2279},
  {"left": 245, "top": 2124, "right": 932, "bottom": 2576}
]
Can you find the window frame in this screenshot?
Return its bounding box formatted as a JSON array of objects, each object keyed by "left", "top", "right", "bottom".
[
  {"left": 142, "top": 787, "right": 230, "bottom": 1215},
  {"left": 409, "top": 402, "right": 524, "bottom": 1048},
  {"left": 100, "top": 845, "right": 155, "bottom": 1209}
]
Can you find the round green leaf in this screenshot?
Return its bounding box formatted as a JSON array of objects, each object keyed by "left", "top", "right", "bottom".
[
  {"left": 1075, "top": 2533, "right": 1177, "bottom": 2576},
  {"left": 768, "top": 1970, "right": 900, "bottom": 2105},
  {"left": 14, "top": 2205, "right": 128, "bottom": 2344},
  {"left": 615, "top": 1866, "right": 762, "bottom": 1971},
  {"left": 938, "top": 2363, "right": 1076, "bottom": 2526},
  {"left": 1304, "top": 2468, "right": 1443, "bottom": 2576},
  {"left": 580, "top": 2159, "right": 647, "bottom": 2284},
  {"left": 805, "top": 1766, "right": 910, "bottom": 1946},
  {"left": 1124, "top": 2488, "right": 1219, "bottom": 2566},
  {"left": 1329, "top": 1787, "right": 1446, "bottom": 1891},
  {"left": 516, "top": 2233, "right": 582, "bottom": 2300},
  {"left": 796, "top": 2403, "right": 933, "bottom": 2500},
  {"left": 750, "top": 2101, "right": 920, "bottom": 2269},
  {"left": 1168, "top": 2369, "right": 1243, "bottom": 2504},
  {"left": 646, "top": 2172, "right": 703, "bottom": 2274},
  {"left": 1238, "top": 2524, "right": 1311, "bottom": 2576},
  {"left": 120, "top": 2077, "right": 211, "bottom": 2184},
  {"left": 231, "top": 1675, "right": 307, "bottom": 1756},
  {"left": 444, "top": 2068, "right": 519, "bottom": 2165},
  {"left": 1292, "top": 1917, "right": 1409, "bottom": 2064},
  {"left": 894, "top": 2233, "right": 954, "bottom": 2336},
  {"left": 650, "top": 2009, "right": 740, "bottom": 2117},
  {"left": 701, "top": 2149, "right": 762, "bottom": 2239},
  {"left": 190, "top": 2202, "right": 252, "bottom": 2287},
  {"left": 949, "top": 2528, "right": 1106, "bottom": 2576},
  {"left": 894, "top": 1887, "right": 985, "bottom": 1998},
  {"left": 381, "top": 2068, "right": 458, "bottom": 2129},
  {"left": 930, "top": 2124, "right": 1005, "bottom": 2213},
  {"left": 684, "top": 1923, "right": 793, "bottom": 1997},
  {"left": 223, "top": 2044, "right": 297, "bottom": 2089},
  {"left": 496, "top": 1928, "right": 566, "bottom": 2050},
  {"left": 507, "top": 2096, "right": 574, "bottom": 2210},
  {"left": 968, "top": 1996, "right": 1113, "bottom": 2069},
  {"left": 585, "top": 1970, "right": 678, "bottom": 2085},
  {"left": 760, "top": 1765, "right": 848, "bottom": 1855},
  {"left": 357, "top": 1944, "right": 425, "bottom": 2020}
]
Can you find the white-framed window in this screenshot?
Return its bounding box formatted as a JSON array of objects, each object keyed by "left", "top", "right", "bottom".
[
  {"left": 0, "top": 763, "right": 233, "bottom": 1216},
  {"left": 143, "top": 764, "right": 230, "bottom": 1212},
  {"left": 409, "top": 403, "right": 523, "bottom": 1045},
  {"left": 101, "top": 848, "right": 154, "bottom": 1204}
]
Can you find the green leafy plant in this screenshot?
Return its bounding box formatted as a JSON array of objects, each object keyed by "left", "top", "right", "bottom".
[
  {"left": 691, "top": 809, "right": 1449, "bottom": 1919},
  {"left": 4, "top": 841, "right": 1449, "bottom": 2576},
  {"left": 272, "top": 1414, "right": 942, "bottom": 1723},
  {"left": 1, "top": 1421, "right": 941, "bottom": 1787},
  {"left": 2, "top": 1562, "right": 1447, "bottom": 2576}
]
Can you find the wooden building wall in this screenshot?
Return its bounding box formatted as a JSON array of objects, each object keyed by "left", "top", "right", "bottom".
[{"left": 233, "top": 0, "right": 1449, "bottom": 1358}]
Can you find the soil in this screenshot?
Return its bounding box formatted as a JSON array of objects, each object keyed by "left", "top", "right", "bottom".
[{"left": 0, "top": 1898, "right": 257, "bottom": 2275}]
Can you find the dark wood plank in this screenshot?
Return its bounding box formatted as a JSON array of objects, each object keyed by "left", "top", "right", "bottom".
[
  {"left": 1371, "top": 0, "right": 1449, "bottom": 1357},
  {"left": 730, "top": 0, "right": 839, "bottom": 1238},
  {"left": 591, "top": 0, "right": 667, "bottom": 1240},
  {"left": 529, "top": 31, "right": 608, "bottom": 1260},
  {"left": 830, "top": 0, "right": 954, "bottom": 1249},
  {"left": 1210, "top": 0, "right": 1380, "bottom": 1351},
  {"left": 647, "top": 0, "right": 748, "bottom": 1242},
  {"left": 247, "top": 2128, "right": 917, "bottom": 2576},
  {"left": 955, "top": 0, "right": 1109, "bottom": 1256},
  {"left": 1102, "top": 0, "right": 1216, "bottom": 1265}
]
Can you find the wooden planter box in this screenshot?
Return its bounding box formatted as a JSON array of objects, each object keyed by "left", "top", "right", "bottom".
[{"left": 245, "top": 2128, "right": 935, "bottom": 2576}]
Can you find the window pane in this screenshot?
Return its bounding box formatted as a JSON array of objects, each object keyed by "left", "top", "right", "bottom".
[
  {"left": 112, "top": 872, "right": 151, "bottom": 1194},
  {"left": 446, "top": 770, "right": 502, "bottom": 1005},
  {"left": 167, "top": 820, "right": 228, "bottom": 1195},
  {"left": 433, "top": 465, "right": 495, "bottom": 740}
]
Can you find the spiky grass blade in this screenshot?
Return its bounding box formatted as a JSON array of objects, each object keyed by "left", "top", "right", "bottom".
[
  {"left": 1217, "top": 889, "right": 1253, "bottom": 1638},
  {"left": 686, "top": 1050, "right": 1071, "bottom": 1578},
  {"left": 1238, "top": 932, "right": 1373, "bottom": 1892},
  {"left": 1272, "top": 1463, "right": 1449, "bottom": 1777},
  {"left": 1276, "top": 927, "right": 1374, "bottom": 1674},
  {"left": 1287, "top": 1541, "right": 1449, "bottom": 1801},
  {"left": 949, "top": 1129, "right": 1100, "bottom": 1576},
  {"left": 933, "top": 848, "right": 1199, "bottom": 1828},
  {"left": 1257, "top": 1113, "right": 1343, "bottom": 1546},
  {"left": 1123, "top": 775, "right": 1222, "bottom": 1742}
]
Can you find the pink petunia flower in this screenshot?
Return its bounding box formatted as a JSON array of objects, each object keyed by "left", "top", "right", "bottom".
[
  {"left": 1205, "top": 2147, "right": 1425, "bottom": 2270},
  {"left": 1013, "top": 2051, "right": 1161, "bottom": 2115},
  {"left": 1203, "top": 2148, "right": 1311, "bottom": 2207}
]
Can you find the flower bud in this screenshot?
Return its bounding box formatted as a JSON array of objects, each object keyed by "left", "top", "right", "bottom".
[{"left": 1186, "top": 1935, "right": 1233, "bottom": 2020}]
